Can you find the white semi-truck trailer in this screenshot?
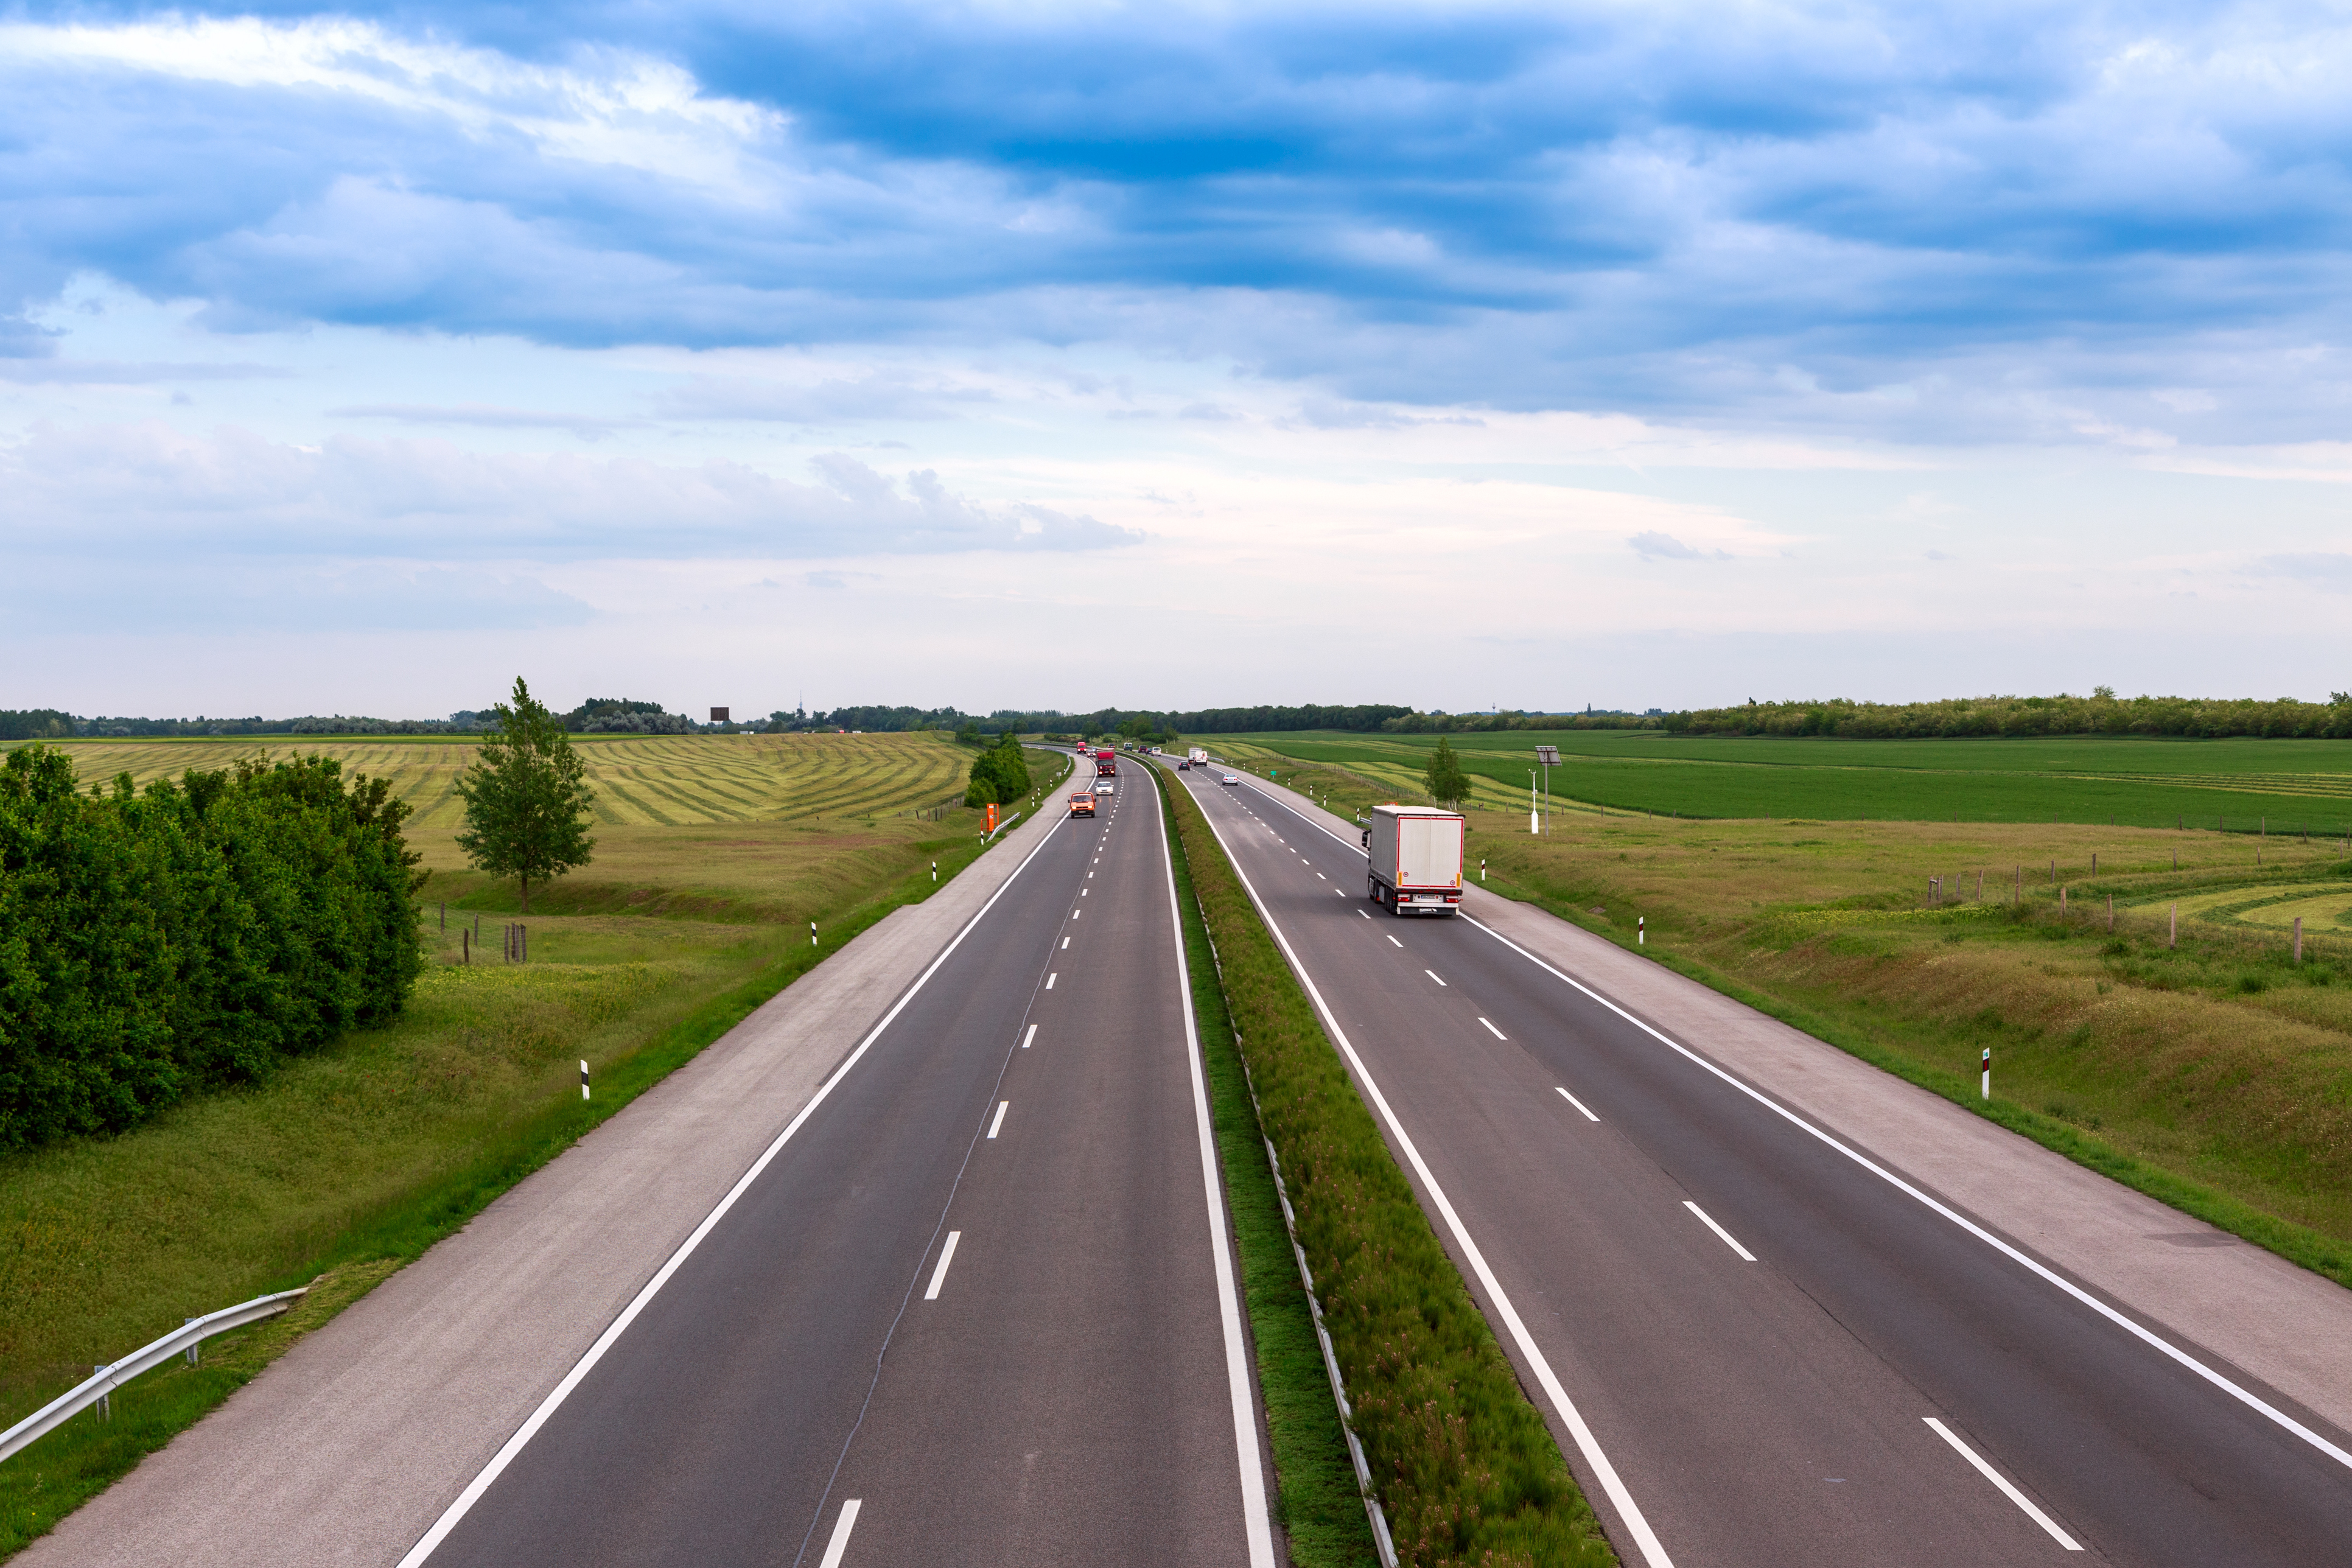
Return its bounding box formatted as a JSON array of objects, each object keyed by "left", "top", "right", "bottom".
[{"left": 1363, "top": 803, "right": 1466, "bottom": 915}]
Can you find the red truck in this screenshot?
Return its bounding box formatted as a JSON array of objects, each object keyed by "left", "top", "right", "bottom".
[{"left": 1094, "top": 749, "right": 1117, "bottom": 778}]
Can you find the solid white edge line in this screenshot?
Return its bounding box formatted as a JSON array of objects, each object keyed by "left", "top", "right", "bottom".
[
  {"left": 1183, "top": 773, "right": 1677, "bottom": 1568},
  {"left": 1022, "top": 1024, "right": 1037, "bottom": 1049},
  {"left": 1555, "top": 1087, "right": 1600, "bottom": 1122},
  {"left": 1152, "top": 767, "right": 1278, "bottom": 1568},
  {"left": 924, "top": 1231, "right": 961, "bottom": 1300},
  {"left": 987, "top": 1101, "right": 1008, "bottom": 1139},
  {"left": 1923, "top": 1418, "right": 2083, "bottom": 1550},
  {"left": 1458, "top": 911, "right": 2352, "bottom": 1476},
  {"left": 1682, "top": 1200, "right": 1757, "bottom": 1262},
  {"left": 1478, "top": 1016, "right": 1507, "bottom": 1040},
  {"left": 815, "top": 1497, "right": 863, "bottom": 1568},
  {"left": 394, "top": 810, "right": 1072, "bottom": 1568}
]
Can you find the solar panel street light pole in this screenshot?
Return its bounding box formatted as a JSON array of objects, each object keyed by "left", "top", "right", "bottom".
[{"left": 1535, "top": 746, "right": 1560, "bottom": 833}]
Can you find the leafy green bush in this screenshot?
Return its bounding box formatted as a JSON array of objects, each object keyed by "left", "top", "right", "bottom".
[
  {"left": 0, "top": 744, "right": 424, "bottom": 1150},
  {"left": 1161, "top": 768, "right": 1612, "bottom": 1567},
  {"left": 962, "top": 730, "right": 1033, "bottom": 807}
]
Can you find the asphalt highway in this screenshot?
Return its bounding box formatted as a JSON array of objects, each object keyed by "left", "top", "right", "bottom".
[
  {"left": 411, "top": 768, "right": 1273, "bottom": 1568},
  {"left": 1175, "top": 763, "right": 2352, "bottom": 1568}
]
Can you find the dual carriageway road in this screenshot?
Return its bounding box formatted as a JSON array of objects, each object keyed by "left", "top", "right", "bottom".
[{"left": 32, "top": 752, "right": 2352, "bottom": 1566}]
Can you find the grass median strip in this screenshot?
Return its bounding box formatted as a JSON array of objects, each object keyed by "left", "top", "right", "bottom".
[
  {"left": 1153, "top": 763, "right": 1614, "bottom": 1568},
  {"left": 0, "top": 813, "right": 1022, "bottom": 1561},
  {"left": 1153, "top": 769, "right": 1378, "bottom": 1567}
]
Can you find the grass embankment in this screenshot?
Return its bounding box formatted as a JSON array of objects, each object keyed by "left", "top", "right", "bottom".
[
  {"left": 1158, "top": 765, "right": 1614, "bottom": 1568},
  {"left": 1197, "top": 729, "right": 2352, "bottom": 833},
  {"left": 1219, "top": 747, "right": 2352, "bottom": 1288},
  {"left": 1149, "top": 769, "right": 1379, "bottom": 1567},
  {"left": 0, "top": 754, "right": 1050, "bottom": 1560}
]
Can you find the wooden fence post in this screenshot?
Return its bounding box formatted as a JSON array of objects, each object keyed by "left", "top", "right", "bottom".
[{"left": 2295, "top": 917, "right": 2303, "bottom": 965}]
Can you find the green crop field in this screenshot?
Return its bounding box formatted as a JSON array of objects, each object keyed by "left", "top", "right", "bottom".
[
  {"left": 39, "top": 732, "right": 972, "bottom": 841},
  {"left": 1196, "top": 730, "right": 2352, "bottom": 831}
]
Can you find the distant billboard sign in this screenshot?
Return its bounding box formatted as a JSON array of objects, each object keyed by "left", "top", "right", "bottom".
[{"left": 710, "top": 707, "right": 730, "bottom": 723}]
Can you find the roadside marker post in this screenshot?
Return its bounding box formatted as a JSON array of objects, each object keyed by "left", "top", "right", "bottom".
[
  {"left": 811, "top": 922, "right": 817, "bottom": 948},
  {"left": 1637, "top": 915, "right": 1645, "bottom": 946},
  {"left": 580, "top": 1061, "right": 590, "bottom": 1101},
  {"left": 1981, "top": 1047, "right": 1992, "bottom": 1101}
]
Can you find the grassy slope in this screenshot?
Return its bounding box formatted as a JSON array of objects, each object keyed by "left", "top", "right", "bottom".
[
  {"left": 0, "top": 755, "right": 1073, "bottom": 1561},
  {"left": 1149, "top": 768, "right": 1380, "bottom": 1567},
  {"left": 1213, "top": 745, "right": 2352, "bottom": 1291},
  {"left": 1160, "top": 764, "right": 1613, "bottom": 1568},
  {"left": 1201, "top": 731, "right": 2352, "bottom": 831}
]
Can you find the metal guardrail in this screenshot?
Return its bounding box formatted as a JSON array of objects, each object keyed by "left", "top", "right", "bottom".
[{"left": 0, "top": 1288, "right": 307, "bottom": 1466}]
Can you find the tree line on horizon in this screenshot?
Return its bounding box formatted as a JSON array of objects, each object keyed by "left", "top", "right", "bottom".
[{"left": 11, "top": 690, "right": 2352, "bottom": 747}]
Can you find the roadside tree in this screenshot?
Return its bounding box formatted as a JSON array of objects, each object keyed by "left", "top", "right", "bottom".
[
  {"left": 454, "top": 677, "right": 597, "bottom": 912},
  {"left": 1424, "top": 735, "right": 1469, "bottom": 808},
  {"left": 963, "top": 730, "right": 1033, "bottom": 807}
]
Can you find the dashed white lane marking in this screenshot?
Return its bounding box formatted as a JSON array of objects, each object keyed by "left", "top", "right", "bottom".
[
  {"left": 816, "top": 1499, "right": 861, "bottom": 1568},
  {"left": 1358, "top": 910, "right": 1371, "bottom": 919},
  {"left": 924, "top": 1231, "right": 962, "bottom": 1300},
  {"left": 1386, "top": 934, "right": 1404, "bottom": 948},
  {"left": 1923, "top": 1418, "right": 2083, "bottom": 1550},
  {"left": 1426, "top": 970, "right": 1447, "bottom": 986},
  {"left": 1477, "top": 1015, "right": 1506, "bottom": 1040},
  {"left": 1073, "top": 910, "right": 1081, "bottom": 919},
  {"left": 987, "top": 1101, "right": 1009, "bottom": 1139},
  {"left": 1555, "top": 1087, "right": 1600, "bottom": 1122},
  {"left": 1045, "top": 973, "right": 1056, "bottom": 989},
  {"left": 1061, "top": 936, "right": 1069, "bottom": 949},
  {"left": 1081, "top": 889, "right": 1088, "bottom": 896},
  {"left": 1683, "top": 1201, "right": 1757, "bottom": 1262},
  {"left": 1022, "top": 1025, "right": 1036, "bottom": 1049}
]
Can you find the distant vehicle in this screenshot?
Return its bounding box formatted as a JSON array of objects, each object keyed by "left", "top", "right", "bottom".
[
  {"left": 1220, "top": 772, "right": 1239, "bottom": 785},
  {"left": 1094, "top": 748, "right": 1117, "bottom": 778},
  {"left": 1094, "top": 780, "right": 1116, "bottom": 795},
  {"left": 1177, "top": 760, "right": 1191, "bottom": 771},
  {"left": 1068, "top": 792, "right": 1096, "bottom": 817},
  {"left": 1188, "top": 747, "right": 1209, "bottom": 766},
  {"left": 1365, "top": 803, "right": 1465, "bottom": 917}
]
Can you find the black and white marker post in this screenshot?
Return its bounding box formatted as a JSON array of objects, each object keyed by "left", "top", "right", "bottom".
[{"left": 581, "top": 1060, "right": 590, "bottom": 1101}]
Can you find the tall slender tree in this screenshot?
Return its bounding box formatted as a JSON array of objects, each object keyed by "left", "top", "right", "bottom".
[
  {"left": 1424, "top": 735, "right": 1470, "bottom": 808},
  {"left": 454, "top": 677, "right": 596, "bottom": 913}
]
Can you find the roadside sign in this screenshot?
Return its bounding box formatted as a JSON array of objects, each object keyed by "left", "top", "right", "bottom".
[{"left": 1535, "top": 745, "right": 1561, "bottom": 765}]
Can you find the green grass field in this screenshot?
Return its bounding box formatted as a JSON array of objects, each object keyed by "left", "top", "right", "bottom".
[
  {"left": 1198, "top": 730, "right": 2352, "bottom": 831},
  {"left": 42, "top": 731, "right": 971, "bottom": 836}
]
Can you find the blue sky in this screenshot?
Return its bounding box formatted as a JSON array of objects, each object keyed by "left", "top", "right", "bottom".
[{"left": 4, "top": 1, "right": 2348, "bottom": 717}]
